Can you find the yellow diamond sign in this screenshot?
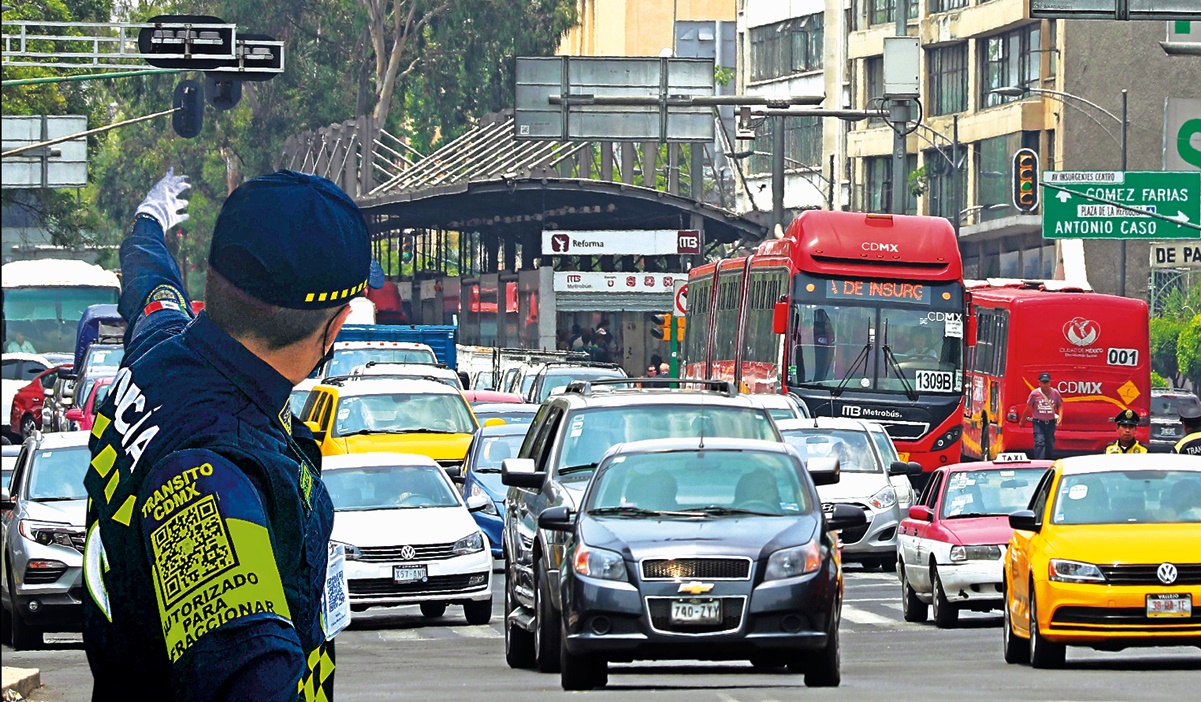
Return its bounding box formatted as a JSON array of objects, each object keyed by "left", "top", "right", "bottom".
[{"left": 1117, "top": 380, "right": 1140, "bottom": 405}]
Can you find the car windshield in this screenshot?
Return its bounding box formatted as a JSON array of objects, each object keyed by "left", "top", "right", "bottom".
[
  {"left": 3, "top": 286, "right": 119, "bottom": 355},
  {"left": 85, "top": 346, "right": 123, "bottom": 370},
  {"left": 324, "top": 464, "right": 460, "bottom": 511},
  {"left": 538, "top": 369, "right": 626, "bottom": 402},
  {"left": 27, "top": 446, "right": 89, "bottom": 500},
  {"left": 326, "top": 348, "right": 437, "bottom": 377},
  {"left": 333, "top": 393, "right": 476, "bottom": 436},
  {"left": 556, "top": 405, "right": 777, "bottom": 475},
  {"left": 940, "top": 468, "right": 1045, "bottom": 518},
  {"left": 1150, "top": 394, "right": 1200, "bottom": 419},
  {"left": 587, "top": 450, "right": 811, "bottom": 516},
  {"left": 474, "top": 409, "right": 536, "bottom": 425},
  {"left": 473, "top": 434, "right": 526, "bottom": 472},
  {"left": 780, "top": 429, "right": 880, "bottom": 473},
  {"left": 289, "top": 389, "right": 311, "bottom": 416},
  {"left": 1052, "top": 470, "right": 1201, "bottom": 525}
]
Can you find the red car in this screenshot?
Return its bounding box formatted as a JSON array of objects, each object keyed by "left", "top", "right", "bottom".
[
  {"left": 65, "top": 375, "right": 114, "bottom": 433},
  {"left": 8, "top": 364, "right": 68, "bottom": 440},
  {"left": 462, "top": 390, "right": 524, "bottom": 404},
  {"left": 896, "top": 454, "right": 1051, "bottom": 627}
]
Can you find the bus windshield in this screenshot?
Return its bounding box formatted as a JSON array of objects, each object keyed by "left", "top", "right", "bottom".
[
  {"left": 787, "top": 274, "right": 964, "bottom": 395},
  {"left": 3, "top": 286, "right": 120, "bottom": 356}
]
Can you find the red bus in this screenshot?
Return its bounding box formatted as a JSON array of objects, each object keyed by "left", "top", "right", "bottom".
[
  {"left": 961, "top": 281, "right": 1150, "bottom": 459},
  {"left": 685, "top": 211, "right": 966, "bottom": 470}
]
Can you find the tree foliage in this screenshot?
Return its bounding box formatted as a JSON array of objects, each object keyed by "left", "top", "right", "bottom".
[
  {"left": 1178, "top": 314, "right": 1201, "bottom": 391},
  {"left": 1149, "top": 316, "right": 1183, "bottom": 382},
  {"left": 56, "top": 0, "right": 575, "bottom": 293}
]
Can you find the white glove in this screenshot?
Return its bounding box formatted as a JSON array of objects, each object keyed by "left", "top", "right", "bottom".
[{"left": 135, "top": 167, "right": 191, "bottom": 231}]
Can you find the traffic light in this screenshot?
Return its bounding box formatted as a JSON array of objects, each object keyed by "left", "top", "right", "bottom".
[
  {"left": 401, "top": 235, "right": 415, "bottom": 263},
  {"left": 1012, "top": 147, "right": 1039, "bottom": 213},
  {"left": 172, "top": 80, "right": 204, "bottom": 138},
  {"left": 651, "top": 314, "right": 685, "bottom": 342}
]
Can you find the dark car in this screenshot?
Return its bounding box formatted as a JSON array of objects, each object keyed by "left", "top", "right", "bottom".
[
  {"left": 1148, "top": 389, "right": 1201, "bottom": 452},
  {"left": 523, "top": 363, "right": 628, "bottom": 404},
  {"left": 461, "top": 422, "right": 530, "bottom": 558},
  {"left": 500, "top": 378, "right": 784, "bottom": 676},
  {"left": 535, "top": 438, "right": 863, "bottom": 690}
]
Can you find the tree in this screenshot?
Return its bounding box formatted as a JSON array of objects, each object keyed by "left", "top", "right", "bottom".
[
  {"left": 1178, "top": 314, "right": 1201, "bottom": 391},
  {"left": 1149, "top": 316, "right": 1183, "bottom": 383}
]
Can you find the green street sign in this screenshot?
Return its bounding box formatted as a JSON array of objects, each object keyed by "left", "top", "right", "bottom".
[{"left": 1042, "top": 170, "right": 1201, "bottom": 239}]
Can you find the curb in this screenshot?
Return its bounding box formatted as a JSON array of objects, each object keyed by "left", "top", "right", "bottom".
[{"left": 1, "top": 667, "right": 41, "bottom": 700}]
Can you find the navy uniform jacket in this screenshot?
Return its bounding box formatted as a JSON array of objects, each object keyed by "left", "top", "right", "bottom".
[
  {"left": 83, "top": 214, "right": 336, "bottom": 702},
  {"left": 1175, "top": 431, "right": 1201, "bottom": 456}
]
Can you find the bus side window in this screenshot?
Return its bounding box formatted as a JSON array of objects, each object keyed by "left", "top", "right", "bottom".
[{"left": 992, "top": 310, "right": 1009, "bottom": 377}]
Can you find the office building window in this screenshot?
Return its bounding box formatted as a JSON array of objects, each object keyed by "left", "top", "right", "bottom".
[
  {"left": 975, "top": 132, "right": 1040, "bottom": 223},
  {"left": 929, "top": 0, "right": 967, "bottom": 12},
  {"left": 862, "top": 155, "right": 918, "bottom": 214},
  {"left": 749, "top": 14, "right": 824, "bottom": 82},
  {"left": 928, "top": 44, "right": 968, "bottom": 116},
  {"left": 924, "top": 149, "right": 966, "bottom": 221},
  {"left": 981, "top": 23, "right": 1042, "bottom": 108},
  {"left": 869, "top": 0, "right": 918, "bottom": 26},
  {"left": 865, "top": 56, "right": 885, "bottom": 126},
  {"left": 749, "top": 117, "right": 824, "bottom": 175}
]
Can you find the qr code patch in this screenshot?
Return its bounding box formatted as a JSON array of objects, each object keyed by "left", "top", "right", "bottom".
[
  {"left": 326, "top": 571, "right": 346, "bottom": 612},
  {"left": 150, "top": 495, "right": 237, "bottom": 606}
]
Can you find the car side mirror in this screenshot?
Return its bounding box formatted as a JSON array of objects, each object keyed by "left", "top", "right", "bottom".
[
  {"left": 826, "top": 503, "right": 866, "bottom": 531},
  {"left": 483, "top": 418, "right": 507, "bottom": 427},
  {"left": 444, "top": 464, "right": 463, "bottom": 480},
  {"left": 538, "top": 505, "right": 575, "bottom": 532},
  {"left": 501, "top": 458, "right": 545, "bottom": 489},
  {"left": 302, "top": 420, "right": 326, "bottom": 442},
  {"left": 1008, "top": 509, "right": 1040, "bottom": 533},
  {"left": 806, "top": 456, "right": 841, "bottom": 486},
  {"left": 465, "top": 494, "right": 490, "bottom": 512},
  {"left": 889, "top": 460, "right": 924, "bottom": 478},
  {"left": 65, "top": 408, "right": 84, "bottom": 422},
  {"left": 458, "top": 371, "right": 470, "bottom": 388},
  {"left": 907, "top": 505, "right": 933, "bottom": 522}
]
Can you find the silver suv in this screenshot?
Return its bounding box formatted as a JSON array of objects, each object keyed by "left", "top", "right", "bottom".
[
  {"left": 499, "top": 378, "right": 782, "bottom": 673},
  {"left": 1, "top": 430, "right": 90, "bottom": 649}
]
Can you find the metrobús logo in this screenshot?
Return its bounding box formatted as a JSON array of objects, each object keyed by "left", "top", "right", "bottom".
[{"left": 1063, "top": 317, "right": 1100, "bottom": 347}]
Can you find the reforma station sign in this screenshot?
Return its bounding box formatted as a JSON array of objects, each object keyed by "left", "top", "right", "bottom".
[{"left": 542, "top": 229, "right": 700, "bottom": 256}]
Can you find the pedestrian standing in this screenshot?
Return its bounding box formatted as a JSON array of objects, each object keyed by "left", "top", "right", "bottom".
[
  {"left": 1174, "top": 402, "right": 1201, "bottom": 456},
  {"left": 1105, "top": 409, "right": 1147, "bottom": 454},
  {"left": 83, "top": 169, "right": 382, "bottom": 701},
  {"left": 1019, "top": 372, "right": 1063, "bottom": 460}
]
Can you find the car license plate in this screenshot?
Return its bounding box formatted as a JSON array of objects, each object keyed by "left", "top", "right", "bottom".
[
  {"left": 1160, "top": 426, "right": 1177, "bottom": 436},
  {"left": 394, "top": 565, "right": 427, "bottom": 584},
  {"left": 670, "top": 598, "right": 721, "bottom": 624},
  {"left": 1146, "top": 593, "right": 1191, "bottom": 618}
]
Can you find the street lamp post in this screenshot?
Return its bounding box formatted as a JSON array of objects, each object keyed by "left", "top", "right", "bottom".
[{"left": 990, "top": 85, "right": 1130, "bottom": 295}]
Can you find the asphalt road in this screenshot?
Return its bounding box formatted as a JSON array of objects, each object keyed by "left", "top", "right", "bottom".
[{"left": 6, "top": 566, "right": 1201, "bottom": 701}]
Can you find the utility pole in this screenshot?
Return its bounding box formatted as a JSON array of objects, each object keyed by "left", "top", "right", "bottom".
[
  {"left": 773, "top": 116, "right": 786, "bottom": 233},
  {"left": 890, "top": 3, "right": 909, "bottom": 214},
  {"left": 951, "top": 115, "right": 960, "bottom": 237},
  {"left": 1118, "top": 89, "right": 1129, "bottom": 297}
]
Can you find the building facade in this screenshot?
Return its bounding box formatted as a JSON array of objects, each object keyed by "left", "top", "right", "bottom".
[{"left": 737, "top": 0, "right": 1200, "bottom": 298}]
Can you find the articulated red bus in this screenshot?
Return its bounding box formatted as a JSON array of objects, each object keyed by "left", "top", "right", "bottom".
[
  {"left": 685, "top": 211, "right": 965, "bottom": 470},
  {"left": 961, "top": 281, "right": 1150, "bottom": 459}
]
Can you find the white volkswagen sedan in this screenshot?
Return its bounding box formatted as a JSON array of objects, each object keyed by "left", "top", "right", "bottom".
[{"left": 324, "top": 453, "right": 493, "bottom": 623}]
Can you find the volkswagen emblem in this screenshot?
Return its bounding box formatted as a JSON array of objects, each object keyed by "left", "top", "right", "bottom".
[
  {"left": 1156, "top": 562, "right": 1178, "bottom": 585},
  {"left": 400, "top": 545, "right": 416, "bottom": 561}
]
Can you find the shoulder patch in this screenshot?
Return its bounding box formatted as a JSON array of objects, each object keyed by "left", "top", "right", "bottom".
[
  {"left": 146, "top": 283, "right": 189, "bottom": 309},
  {"left": 141, "top": 449, "right": 292, "bottom": 662}
]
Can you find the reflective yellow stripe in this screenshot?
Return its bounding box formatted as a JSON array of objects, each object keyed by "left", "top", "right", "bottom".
[
  {"left": 91, "top": 445, "right": 117, "bottom": 478},
  {"left": 111, "top": 496, "right": 136, "bottom": 526},
  {"left": 91, "top": 413, "right": 111, "bottom": 438}
]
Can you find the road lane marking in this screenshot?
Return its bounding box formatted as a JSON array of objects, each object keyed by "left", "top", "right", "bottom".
[
  {"left": 453, "top": 625, "right": 503, "bottom": 639},
  {"left": 841, "top": 604, "right": 898, "bottom": 627},
  {"left": 377, "top": 630, "right": 422, "bottom": 641}
]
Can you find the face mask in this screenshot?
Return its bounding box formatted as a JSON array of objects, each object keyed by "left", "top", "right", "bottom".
[{"left": 311, "top": 306, "right": 345, "bottom": 376}]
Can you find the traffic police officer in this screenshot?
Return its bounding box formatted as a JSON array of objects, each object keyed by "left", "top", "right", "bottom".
[
  {"left": 83, "top": 169, "right": 382, "bottom": 701},
  {"left": 1175, "top": 402, "right": 1201, "bottom": 456},
  {"left": 1104, "top": 409, "right": 1147, "bottom": 454}
]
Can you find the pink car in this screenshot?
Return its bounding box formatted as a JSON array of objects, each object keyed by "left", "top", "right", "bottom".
[
  {"left": 896, "top": 454, "right": 1051, "bottom": 627},
  {"left": 64, "top": 375, "right": 114, "bottom": 432}
]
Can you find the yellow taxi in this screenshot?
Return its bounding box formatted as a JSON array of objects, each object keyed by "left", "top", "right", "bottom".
[
  {"left": 300, "top": 377, "right": 478, "bottom": 468},
  {"left": 1002, "top": 453, "right": 1201, "bottom": 668}
]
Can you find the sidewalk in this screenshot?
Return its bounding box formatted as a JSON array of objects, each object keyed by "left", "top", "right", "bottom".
[{"left": 1, "top": 667, "right": 40, "bottom": 700}]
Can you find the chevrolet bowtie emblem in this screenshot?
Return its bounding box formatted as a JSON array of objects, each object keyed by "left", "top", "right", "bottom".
[{"left": 678, "top": 581, "right": 714, "bottom": 595}]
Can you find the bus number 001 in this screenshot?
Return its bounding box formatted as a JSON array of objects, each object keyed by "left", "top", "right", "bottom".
[{"left": 1107, "top": 348, "right": 1139, "bottom": 367}]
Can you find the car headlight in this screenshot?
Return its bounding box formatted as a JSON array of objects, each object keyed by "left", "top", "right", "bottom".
[
  {"left": 949, "top": 545, "right": 1003, "bottom": 562},
  {"left": 1048, "top": 559, "right": 1106, "bottom": 583},
  {"left": 452, "top": 532, "right": 485, "bottom": 555},
  {"left": 18, "top": 520, "right": 80, "bottom": 549},
  {"left": 867, "top": 486, "right": 896, "bottom": 511},
  {"left": 330, "top": 540, "right": 361, "bottom": 561},
  {"left": 572, "top": 545, "right": 627, "bottom": 581},
  {"left": 764, "top": 541, "right": 821, "bottom": 581},
  {"left": 468, "top": 482, "right": 499, "bottom": 516}
]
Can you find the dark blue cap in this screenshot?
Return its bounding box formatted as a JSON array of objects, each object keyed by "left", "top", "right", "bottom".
[
  {"left": 1114, "top": 409, "right": 1139, "bottom": 425},
  {"left": 209, "top": 170, "right": 384, "bottom": 310}
]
